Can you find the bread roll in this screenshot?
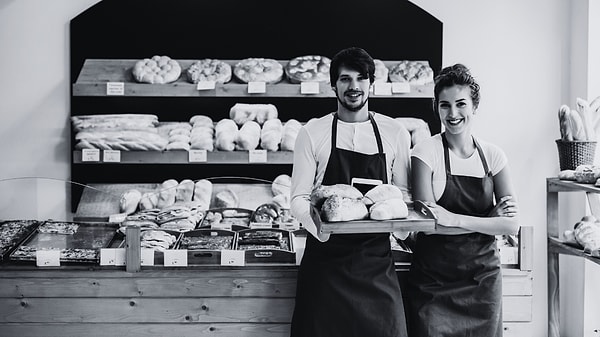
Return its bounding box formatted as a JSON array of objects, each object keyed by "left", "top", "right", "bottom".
[
  {"left": 193, "top": 179, "right": 213, "bottom": 208},
  {"left": 363, "top": 184, "right": 404, "bottom": 206},
  {"left": 311, "top": 184, "right": 363, "bottom": 209},
  {"left": 215, "top": 119, "right": 238, "bottom": 151},
  {"left": 260, "top": 119, "right": 283, "bottom": 151},
  {"left": 189, "top": 115, "right": 213, "bottom": 127},
  {"left": 119, "top": 189, "right": 142, "bottom": 215},
  {"left": 272, "top": 174, "right": 291, "bottom": 196},
  {"left": 176, "top": 179, "right": 195, "bottom": 202},
  {"left": 157, "top": 179, "right": 178, "bottom": 209},
  {"left": 139, "top": 192, "right": 158, "bottom": 210},
  {"left": 235, "top": 121, "right": 261, "bottom": 150},
  {"left": 281, "top": 119, "right": 302, "bottom": 151},
  {"left": 229, "top": 103, "right": 278, "bottom": 126},
  {"left": 369, "top": 198, "right": 408, "bottom": 220},
  {"left": 213, "top": 189, "right": 239, "bottom": 208},
  {"left": 272, "top": 193, "right": 290, "bottom": 209},
  {"left": 321, "top": 195, "right": 369, "bottom": 222}
]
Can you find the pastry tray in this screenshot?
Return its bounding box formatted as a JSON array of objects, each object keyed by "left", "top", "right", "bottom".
[
  {"left": 314, "top": 200, "right": 437, "bottom": 234},
  {"left": 0, "top": 220, "right": 42, "bottom": 262},
  {"left": 10, "top": 221, "right": 120, "bottom": 264},
  {"left": 235, "top": 228, "right": 295, "bottom": 264},
  {"left": 176, "top": 229, "right": 236, "bottom": 265},
  {"left": 119, "top": 229, "right": 181, "bottom": 265},
  {"left": 199, "top": 208, "right": 253, "bottom": 229}
]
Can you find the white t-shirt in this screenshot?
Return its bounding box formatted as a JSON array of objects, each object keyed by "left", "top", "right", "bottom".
[
  {"left": 290, "top": 112, "right": 412, "bottom": 230},
  {"left": 411, "top": 133, "right": 507, "bottom": 201}
]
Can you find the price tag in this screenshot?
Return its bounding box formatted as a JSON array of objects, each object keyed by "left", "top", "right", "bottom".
[
  {"left": 211, "top": 222, "right": 232, "bottom": 231},
  {"left": 250, "top": 222, "right": 273, "bottom": 229},
  {"left": 100, "top": 248, "right": 117, "bottom": 265},
  {"left": 140, "top": 249, "right": 155, "bottom": 266},
  {"left": 247, "top": 81, "right": 266, "bottom": 94},
  {"left": 108, "top": 213, "right": 127, "bottom": 223},
  {"left": 300, "top": 82, "right": 320, "bottom": 94},
  {"left": 391, "top": 82, "right": 411, "bottom": 93},
  {"left": 81, "top": 149, "right": 100, "bottom": 162},
  {"left": 106, "top": 82, "right": 125, "bottom": 96},
  {"left": 188, "top": 149, "right": 208, "bottom": 162},
  {"left": 249, "top": 149, "right": 267, "bottom": 163},
  {"left": 36, "top": 250, "right": 61, "bottom": 267},
  {"left": 103, "top": 150, "right": 121, "bottom": 162},
  {"left": 164, "top": 249, "right": 188, "bottom": 267},
  {"left": 373, "top": 82, "right": 392, "bottom": 96},
  {"left": 114, "top": 248, "right": 126, "bottom": 266},
  {"left": 196, "top": 81, "right": 216, "bottom": 90},
  {"left": 220, "top": 249, "right": 245, "bottom": 266}
]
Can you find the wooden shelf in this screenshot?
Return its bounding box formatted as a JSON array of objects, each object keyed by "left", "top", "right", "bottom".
[
  {"left": 547, "top": 177, "right": 600, "bottom": 193},
  {"left": 547, "top": 236, "right": 600, "bottom": 266},
  {"left": 72, "top": 150, "right": 293, "bottom": 164},
  {"left": 72, "top": 59, "right": 434, "bottom": 98}
]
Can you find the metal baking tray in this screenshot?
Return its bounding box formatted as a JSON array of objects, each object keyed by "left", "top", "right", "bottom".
[
  {"left": 235, "top": 228, "right": 295, "bottom": 264},
  {"left": 0, "top": 220, "right": 42, "bottom": 261},
  {"left": 314, "top": 200, "right": 437, "bottom": 235},
  {"left": 177, "top": 229, "right": 236, "bottom": 265},
  {"left": 10, "top": 221, "right": 120, "bottom": 264}
]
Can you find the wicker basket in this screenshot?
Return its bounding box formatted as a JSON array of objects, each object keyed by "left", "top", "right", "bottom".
[{"left": 555, "top": 139, "right": 597, "bottom": 170}]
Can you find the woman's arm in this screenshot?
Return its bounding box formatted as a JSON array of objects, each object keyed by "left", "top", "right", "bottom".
[
  {"left": 426, "top": 166, "right": 520, "bottom": 236},
  {"left": 411, "top": 157, "right": 472, "bottom": 235}
]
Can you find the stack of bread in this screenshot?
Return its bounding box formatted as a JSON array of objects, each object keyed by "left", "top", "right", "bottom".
[
  {"left": 189, "top": 115, "right": 215, "bottom": 151},
  {"left": 157, "top": 122, "right": 192, "bottom": 151},
  {"left": 310, "top": 183, "right": 408, "bottom": 222},
  {"left": 229, "top": 103, "right": 278, "bottom": 126},
  {"left": 260, "top": 119, "right": 283, "bottom": 151},
  {"left": 72, "top": 114, "right": 168, "bottom": 151}
]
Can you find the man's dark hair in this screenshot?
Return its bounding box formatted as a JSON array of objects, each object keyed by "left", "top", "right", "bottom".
[{"left": 329, "top": 47, "right": 376, "bottom": 85}]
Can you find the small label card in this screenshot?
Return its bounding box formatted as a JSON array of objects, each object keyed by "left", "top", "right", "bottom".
[
  {"left": 373, "top": 82, "right": 392, "bottom": 96},
  {"left": 100, "top": 248, "right": 117, "bottom": 266},
  {"left": 211, "top": 222, "right": 232, "bottom": 231},
  {"left": 188, "top": 149, "right": 207, "bottom": 162},
  {"left": 250, "top": 222, "right": 272, "bottom": 229},
  {"left": 108, "top": 213, "right": 127, "bottom": 223},
  {"left": 36, "top": 250, "right": 61, "bottom": 267},
  {"left": 114, "top": 248, "right": 126, "bottom": 266},
  {"left": 220, "top": 249, "right": 245, "bottom": 266},
  {"left": 103, "top": 150, "right": 121, "bottom": 163},
  {"left": 164, "top": 249, "right": 188, "bottom": 267},
  {"left": 391, "top": 82, "right": 411, "bottom": 94},
  {"left": 196, "top": 81, "right": 216, "bottom": 90},
  {"left": 81, "top": 149, "right": 100, "bottom": 162},
  {"left": 247, "top": 81, "right": 266, "bottom": 94},
  {"left": 106, "top": 82, "right": 125, "bottom": 96},
  {"left": 249, "top": 149, "right": 267, "bottom": 163},
  {"left": 140, "top": 249, "right": 155, "bottom": 266},
  {"left": 300, "top": 82, "right": 320, "bottom": 94}
]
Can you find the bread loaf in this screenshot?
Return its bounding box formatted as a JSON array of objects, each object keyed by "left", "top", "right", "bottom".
[
  {"left": 176, "top": 179, "right": 195, "bottom": 203},
  {"left": 272, "top": 174, "right": 291, "bottom": 196},
  {"left": 139, "top": 192, "right": 158, "bottom": 210},
  {"left": 260, "top": 119, "right": 283, "bottom": 151},
  {"left": 320, "top": 195, "right": 368, "bottom": 222},
  {"left": 229, "top": 103, "right": 278, "bottom": 126},
  {"left": 311, "top": 184, "right": 363, "bottom": 209},
  {"left": 193, "top": 179, "right": 213, "bottom": 209},
  {"left": 574, "top": 215, "right": 600, "bottom": 254},
  {"left": 215, "top": 119, "right": 238, "bottom": 151},
  {"left": 574, "top": 165, "right": 600, "bottom": 184},
  {"left": 363, "top": 184, "right": 404, "bottom": 206},
  {"left": 281, "top": 119, "right": 302, "bottom": 151},
  {"left": 119, "top": 189, "right": 142, "bottom": 215},
  {"left": 235, "top": 121, "right": 261, "bottom": 150},
  {"left": 369, "top": 198, "right": 408, "bottom": 220},
  {"left": 157, "top": 179, "right": 178, "bottom": 209},
  {"left": 213, "top": 189, "right": 239, "bottom": 208}
]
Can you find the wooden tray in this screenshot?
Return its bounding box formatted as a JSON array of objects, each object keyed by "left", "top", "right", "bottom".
[{"left": 314, "top": 200, "right": 436, "bottom": 234}]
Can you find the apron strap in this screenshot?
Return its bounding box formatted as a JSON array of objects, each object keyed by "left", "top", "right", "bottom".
[
  {"left": 441, "top": 132, "right": 491, "bottom": 176},
  {"left": 331, "top": 113, "right": 384, "bottom": 154}
]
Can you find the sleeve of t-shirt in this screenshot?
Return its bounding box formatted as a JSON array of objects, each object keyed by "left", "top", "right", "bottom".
[
  {"left": 410, "top": 137, "right": 437, "bottom": 172},
  {"left": 391, "top": 121, "right": 412, "bottom": 201},
  {"left": 290, "top": 126, "right": 318, "bottom": 235},
  {"left": 486, "top": 142, "right": 508, "bottom": 176}
]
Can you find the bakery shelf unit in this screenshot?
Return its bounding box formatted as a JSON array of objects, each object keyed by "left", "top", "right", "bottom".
[
  {"left": 69, "top": 0, "right": 443, "bottom": 212},
  {"left": 546, "top": 177, "right": 600, "bottom": 337}
]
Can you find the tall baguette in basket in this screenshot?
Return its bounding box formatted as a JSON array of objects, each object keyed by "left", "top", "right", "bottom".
[{"left": 556, "top": 97, "right": 599, "bottom": 170}]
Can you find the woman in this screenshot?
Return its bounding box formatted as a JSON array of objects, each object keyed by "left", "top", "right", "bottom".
[{"left": 405, "top": 63, "right": 519, "bottom": 337}]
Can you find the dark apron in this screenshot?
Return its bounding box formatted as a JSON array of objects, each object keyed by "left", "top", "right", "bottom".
[
  {"left": 405, "top": 133, "right": 502, "bottom": 337},
  {"left": 291, "top": 113, "right": 407, "bottom": 337}
]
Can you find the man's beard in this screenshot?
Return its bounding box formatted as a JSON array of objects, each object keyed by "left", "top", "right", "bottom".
[{"left": 336, "top": 90, "right": 368, "bottom": 112}]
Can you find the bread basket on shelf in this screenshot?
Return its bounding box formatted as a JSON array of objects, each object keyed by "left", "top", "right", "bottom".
[
  {"left": 556, "top": 97, "right": 600, "bottom": 170},
  {"left": 555, "top": 140, "right": 597, "bottom": 171}
]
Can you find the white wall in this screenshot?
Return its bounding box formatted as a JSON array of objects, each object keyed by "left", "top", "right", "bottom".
[{"left": 0, "top": 0, "right": 590, "bottom": 336}]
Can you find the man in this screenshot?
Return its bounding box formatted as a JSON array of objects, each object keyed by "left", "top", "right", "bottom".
[{"left": 289, "top": 47, "right": 411, "bottom": 337}]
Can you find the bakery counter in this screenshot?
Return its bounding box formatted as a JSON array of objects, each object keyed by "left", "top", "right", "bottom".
[
  {"left": 72, "top": 59, "right": 434, "bottom": 98},
  {"left": 0, "top": 262, "right": 532, "bottom": 337}
]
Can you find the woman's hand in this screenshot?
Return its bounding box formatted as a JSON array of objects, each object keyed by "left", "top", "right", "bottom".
[
  {"left": 423, "top": 201, "right": 459, "bottom": 227},
  {"left": 488, "top": 195, "right": 518, "bottom": 218}
]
